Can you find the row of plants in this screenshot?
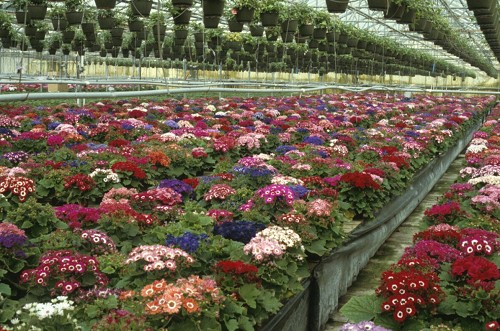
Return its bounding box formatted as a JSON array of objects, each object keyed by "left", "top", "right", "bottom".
[
  {"left": 366, "top": 0, "right": 497, "bottom": 77},
  {"left": 0, "top": 93, "right": 495, "bottom": 330},
  {"left": 340, "top": 104, "right": 500, "bottom": 330},
  {"left": 0, "top": 0, "right": 494, "bottom": 77},
  {"left": 465, "top": 0, "right": 500, "bottom": 63}
]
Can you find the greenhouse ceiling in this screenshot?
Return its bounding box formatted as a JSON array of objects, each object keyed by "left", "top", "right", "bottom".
[{"left": 0, "top": 0, "right": 498, "bottom": 79}]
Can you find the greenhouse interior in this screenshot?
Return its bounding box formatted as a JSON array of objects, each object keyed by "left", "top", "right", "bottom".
[{"left": 0, "top": 0, "right": 499, "bottom": 330}]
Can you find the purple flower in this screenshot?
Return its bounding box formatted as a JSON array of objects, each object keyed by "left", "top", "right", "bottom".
[
  {"left": 165, "top": 232, "right": 208, "bottom": 253},
  {"left": 214, "top": 221, "right": 266, "bottom": 244},
  {"left": 158, "top": 179, "right": 194, "bottom": 198}
]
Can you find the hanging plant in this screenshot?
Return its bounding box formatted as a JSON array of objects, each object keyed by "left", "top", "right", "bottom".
[
  {"left": 65, "top": 0, "right": 84, "bottom": 25},
  {"left": 130, "top": 0, "right": 153, "bottom": 17}
]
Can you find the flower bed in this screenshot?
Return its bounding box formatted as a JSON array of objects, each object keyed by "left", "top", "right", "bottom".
[
  {"left": 0, "top": 93, "right": 495, "bottom": 330},
  {"left": 340, "top": 104, "right": 500, "bottom": 331}
]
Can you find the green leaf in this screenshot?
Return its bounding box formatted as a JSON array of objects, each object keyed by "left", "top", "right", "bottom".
[
  {"left": 437, "top": 295, "right": 457, "bottom": 315},
  {"left": 238, "top": 315, "right": 255, "bottom": 331},
  {"left": 402, "top": 318, "right": 426, "bottom": 331},
  {"left": 101, "top": 266, "right": 116, "bottom": 274},
  {"left": 306, "top": 239, "right": 328, "bottom": 256},
  {"left": 0, "top": 283, "right": 11, "bottom": 296},
  {"left": 21, "top": 220, "right": 33, "bottom": 229},
  {"left": 238, "top": 284, "right": 260, "bottom": 309},
  {"left": 374, "top": 314, "right": 401, "bottom": 330},
  {"left": 224, "top": 319, "right": 239, "bottom": 331},
  {"left": 257, "top": 290, "right": 282, "bottom": 314},
  {"left": 339, "top": 295, "right": 382, "bottom": 322},
  {"left": 454, "top": 300, "right": 481, "bottom": 317}
]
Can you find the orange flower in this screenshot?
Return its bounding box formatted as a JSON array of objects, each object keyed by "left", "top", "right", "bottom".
[
  {"left": 141, "top": 284, "right": 155, "bottom": 297},
  {"left": 145, "top": 300, "right": 161, "bottom": 315},
  {"left": 119, "top": 290, "right": 135, "bottom": 300},
  {"left": 182, "top": 298, "right": 199, "bottom": 314},
  {"left": 159, "top": 293, "right": 182, "bottom": 314},
  {"left": 148, "top": 151, "right": 171, "bottom": 167}
]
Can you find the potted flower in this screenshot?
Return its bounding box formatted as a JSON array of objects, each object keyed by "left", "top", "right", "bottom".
[
  {"left": 174, "top": 23, "right": 189, "bottom": 40},
  {"left": 47, "top": 31, "right": 62, "bottom": 50},
  {"left": 34, "top": 20, "right": 48, "bottom": 40},
  {"left": 223, "top": 32, "right": 243, "bottom": 51},
  {"left": 12, "top": 0, "right": 30, "bottom": 23},
  {"left": 61, "top": 43, "right": 71, "bottom": 55},
  {"left": 128, "top": 9, "right": 145, "bottom": 32}
]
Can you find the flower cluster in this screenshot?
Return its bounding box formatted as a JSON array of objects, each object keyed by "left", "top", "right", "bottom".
[
  {"left": 255, "top": 226, "right": 302, "bottom": 250},
  {"left": 204, "top": 184, "right": 236, "bottom": 201},
  {"left": 423, "top": 201, "right": 463, "bottom": 224},
  {"left": 64, "top": 174, "right": 95, "bottom": 192},
  {"left": 111, "top": 161, "right": 147, "bottom": 179},
  {"left": 139, "top": 276, "right": 224, "bottom": 315},
  {"left": 206, "top": 209, "right": 233, "bottom": 222},
  {"left": 89, "top": 168, "right": 120, "bottom": 184},
  {"left": 158, "top": 179, "right": 194, "bottom": 198},
  {"left": 130, "top": 188, "right": 183, "bottom": 209},
  {"left": 79, "top": 229, "right": 117, "bottom": 254},
  {"left": 90, "top": 309, "right": 153, "bottom": 331},
  {"left": 0, "top": 222, "right": 28, "bottom": 250},
  {"left": 2, "top": 151, "right": 30, "bottom": 164},
  {"left": 20, "top": 250, "right": 108, "bottom": 296},
  {"left": 165, "top": 232, "right": 208, "bottom": 253},
  {"left": 214, "top": 260, "right": 259, "bottom": 283},
  {"left": 255, "top": 184, "right": 296, "bottom": 206},
  {"left": 307, "top": 199, "right": 333, "bottom": 218},
  {"left": 54, "top": 204, "right": 102, "bottom": 228},
  {"left": 124, "top": 245, "right": 194, "bottom": 272},
  {"left": 339, "top": 321, "right": 391, "bottom": 331},
  {"left": 451, "top": 255, "right": 500, "bottom": 286},
  {"left": 213, "top": 221, "right": 266, "bottom": 244},
  {"left": 377, "top": 265, "right": 444, "bottom": 323},
  {"left": 243, "top": 236, "right": 284, "bottom": 261},
  {"left": 0, "top": 176, "right": 36, "bottom": 202},
  {"left": 9, "top": 296, "right": 79, "bottom": 330},
  {"left": 340, "top": 171, "right": 382, "bottom": 190}
]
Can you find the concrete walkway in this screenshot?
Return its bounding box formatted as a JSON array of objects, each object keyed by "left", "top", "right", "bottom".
[{"left": 324, "top": 155, "right": 466, "bottom": 330}]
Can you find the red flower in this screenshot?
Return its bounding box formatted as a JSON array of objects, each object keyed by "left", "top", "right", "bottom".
[
  {"left": 451, "top": 255, "right": 500, "bottom": 284},
  {"left": 111, "top": 161, "right": 147, "bottom": 179},
  {"left": 182, "top": 178, "right": 199, "bottom": 189},
  {"left": 340, "top": 171, "right": 381, "bottom": 190},
  {"left": 486, "top": 321, "right": 499, "bottom": 331}
]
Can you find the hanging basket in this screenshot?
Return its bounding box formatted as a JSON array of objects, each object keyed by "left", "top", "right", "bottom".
[
  {"left": 128, "top": 20, "right": 144, "bottom": 32},
  {"left": 25, "top": 26, "right": 37, "bottom": 37},
  {"left": 408, "top": 18, "right": 428, "bottom": 32},
  {"left": 131, "top": 0, "right": 153, "bottom": 17},
  {"left": 250, "top": 25, "right": 264, "bottom": 37},
  {"left": 27, "top": 4, "right": 47, "bottom": 20},
  {"left": 228, "top": 20, "right": 244, "bottom": 32},
  {"left": 367, "top": 0, "right": 388, "bottom": 11},
  {"left": 15, "top": 11, "right": 31, "bottom": 24},
  {"left": 174, "top": 29, "right": 189, "bottom": 39},
  {"left": 326, "top": 31, "right": 340, "bottom": 42},
  {"left": 384, "top": 2, "right": 406, "bottom": 20},
  {"left": 325, "top": 0, "right": 349, "bottom": 13},
  {"left": 280, "top": 19, "right": 298, "bottom": 33},
  {"left": 235, "top": 6, "right": 254, "bottom": 23},
  {"left": 203, "top": 16, "right": 220, "bottom": 28},
  {"left": 299, "top": 24, "right": 314, "bottom": 37},
  {"left": 172, "top": 0, "right": 193, "bottom": 7},
  {"left": 224, "top": 41, "right": 241, "bottom": 51},
  {"left": 62, "top": 31, "right": 75, "bottom": 43},
  {"left": 173, "top": 9, "right": 191, "bottom": 25},
  {"left": 313, "top": 27, "right": 327, "bottom": 40},
  {"left": 51, "top": 18, "right": 68, "bottom": 31},
  {"left": 466, "top": 0, "right": 495, "bottom": 11},
  {"left": 260, "top": 11, "right": 279, "bottom": 27},
  {"left": 81, "top": 23, "right": 95, "bottom": 35},
  {"left": 396, "top": 8, "right": 416, "bottom": 24},
  {"left": 48, "top": 48, "right": 58, "bottom": 55},
  {"left": 203, "top": 0, "right": 224, "bottom": 17},
  {"left": 98, "top": 16, "right": 115, "bottom": 30},
  {"left": 94, "top": 0, "right": 116, "bottom": 9},
  {"left": 65, "top": 12, "right": 83, "bottom": 25},
  {"left": 281, "top": 32, "right": 294, "bottom": 43}
]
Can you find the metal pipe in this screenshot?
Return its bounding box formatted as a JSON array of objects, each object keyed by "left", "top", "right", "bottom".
[{"left": 0, "top": 84, "right": 499, "bottom": 102}]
